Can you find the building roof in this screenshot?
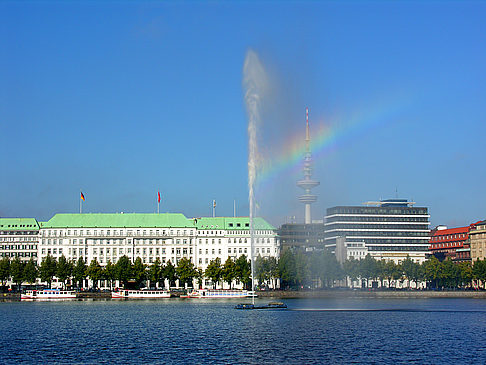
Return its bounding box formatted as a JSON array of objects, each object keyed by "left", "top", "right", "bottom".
[
  {"left": 43, "top": 213, "right": 194, "bottom": 229},
  {"left": 431, "top": 226, "right": 470, "bottom": 237},
  {"left": 41, "top": 213, "right": 275, "bottom": 230},
  {"left": 0, "top": 218, "right": 40, "bottom": 231},
  {"left": 193, "top": 217, "right": 275, "bottom": 230}
]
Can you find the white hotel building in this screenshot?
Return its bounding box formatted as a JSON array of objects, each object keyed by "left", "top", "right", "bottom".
[{"left": 38, "top": 213, "right": 279, "bottom": 271}]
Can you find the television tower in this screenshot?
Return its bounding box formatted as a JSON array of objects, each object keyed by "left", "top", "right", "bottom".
[{"left": 297, "top": 107, "right": 320, "bottom": 224}]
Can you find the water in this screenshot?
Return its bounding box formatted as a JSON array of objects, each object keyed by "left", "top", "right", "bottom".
[{"left": 1, "top": 297, "right": 485, "bottom": 364}]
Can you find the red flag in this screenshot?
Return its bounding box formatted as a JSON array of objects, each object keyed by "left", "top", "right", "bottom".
[{"left": 158, "top": 191, "right": 161, "bottom": 203}]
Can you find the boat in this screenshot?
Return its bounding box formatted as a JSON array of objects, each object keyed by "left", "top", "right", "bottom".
[
  {"left": 111, "top": 289, "right": 171, "bottom": 299},
  {"left": 235, "top": 302, "right": 287, "bottom": 310},
  {"left": 21, "top": 289, "right": 77, "bottom": 300},
  {"left": 181, "top": 289, "right": 256, "bottom": 298}
]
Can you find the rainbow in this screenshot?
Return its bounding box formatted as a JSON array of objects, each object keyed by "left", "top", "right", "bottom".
[{"left": 254, "top": 98, "right": 412, "bottom": 189}]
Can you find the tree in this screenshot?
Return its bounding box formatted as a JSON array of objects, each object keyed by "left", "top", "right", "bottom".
[
  {"left": 254, "top": 256, "right": 268, "bottom": 288},
  {"left": 205, "top": 257, "right": 222, "bottom": 289},
  {"left": 195, "top": 268, "right": 204, "bottom": 289},
  {"left": 23, "top": 258, "right": 38, "bottom": 285},
  {"left": 73, "top": 258, "right": 87, "bottom": 289},
  {"left": 176, "top": 257, "right": 196, "bottom": 288},
  {"left": 133, "top": 257, "right": 147, "bottom": 288},
  {"left": 0, "top": 257, "right": 10, "bottom": 287},
  {"left": 164, "top": 261, "right": 177, "bottom": 288},
  {"left": 103, "top": 260, "right": 116, "bottom": 289},
  {"left": 294, "top": 251, "right": 310, "bottom": 288},
  {"left": 115, "top": 256, "right": 133, "bottom": 288},
  {"left": 10, "top": 257, "right": 24, "bottom": 291},
  {"left": 56, "top": 255, "right": 73, "bottom": 289},
  {"left": 278, "top": 250, "right": 296, "bottom": 289},
  {"left": 222, "top": 257, "right": 236, "bottom": 289},
  {"left": 148, "top": 258, "right": 163, "bottom": 288},
  {"left": 39, "top": 255, "right": 57, "bottom": 288},
  {"left": 423, "top": 256, "right": 441, "bottom": 289},
  {"left": 87, "top": 259, "right": 103, "bottom": 289},
  {"left": 235, "top": 255, "right": 251, "bottom": 290},
  {"left": 343, "top": 258, "right": 359, "bottom": 286}
]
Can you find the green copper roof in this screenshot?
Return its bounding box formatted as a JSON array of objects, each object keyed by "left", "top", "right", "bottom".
[
  {"left": 43, "top": 213, "right": 194, "bottom": 229},
  {"left": 193, "top": 217, "right": 275, "bottom": 230},
  {"left": 0, "top": 218, "right": 40, "bottom": 231}
]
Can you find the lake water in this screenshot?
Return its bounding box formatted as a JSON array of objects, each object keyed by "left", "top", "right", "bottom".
[{"left": 1, "top": 297, "right": 485, "bottom": 364}]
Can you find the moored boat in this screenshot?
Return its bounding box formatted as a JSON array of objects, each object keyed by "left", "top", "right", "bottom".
[
  {"left": 182, "top": 289, "right": 256, "bottom": 298},
  {"left": 111, "top": 289, "right": 171, "bottom": 299},
  {"left": 21, "top": 289, "right": 77, "bottom": 300}
]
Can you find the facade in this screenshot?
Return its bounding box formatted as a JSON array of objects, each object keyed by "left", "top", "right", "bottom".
[
  {"left": 428, "top": 223, "right": 477, "bottom": 262},
  {"left": 469, "top": 220, "right": 486, "bottom": 262},
  {"left": 335, "top": 236, "right": 368, "bottom": 264},
  {"left": 325, "top": 199, "right": 430, "bottom": 264},
  {"left": 277, "top": 223, "right": 325, "bottom": 251},
  {"left": 0, "top": 218, "right": 40, "bottom": 262},
  {"left": 38, "top": 213, "right": 279, "bottom": 274}
]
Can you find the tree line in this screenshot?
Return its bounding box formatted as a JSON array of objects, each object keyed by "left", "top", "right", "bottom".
[
  {"left": 0, "top": 254, "right": 253, "bottom": 291},
  {"left": 256, "top": 250, "right": 486, "bottom": 290}
]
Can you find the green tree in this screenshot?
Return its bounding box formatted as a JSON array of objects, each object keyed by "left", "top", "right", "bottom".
[
  {"left": 235, "top": 255, "right": 251, "bottom": 290},
  {"left": 458, "top": 261, "right": 473, "bottom": 288},
  {"left": 115, "top": 256, "right": 133, "bottom": 288},
  {"left": 294, "top": 251, "right": 310, "bottom": 288},
  {"left": 10, "top": 257, "right": 24, "bottom": 291},
  {"left": 195, "top": 268, "right": 204, "bottom": 289},
  {"left": 164, "top": 260, "right": 177, "bottom": 288},
  {"left": 87, "top": 259, "right": 103, "bottom": 289},
  {"left": 343, "top": 258, "right": 360, "bottom": 286},
  {"left": 401, "top": 256, "right": 415, "bottom": 288},
  {"left": 39, "top": 255, "right": 57, "bottom": 288},
  {"left": 23, "top": 257, "right": 38, "bottom": 285},
  {"left": 148, "top": 258, "right": 163, "bottom": 288},
  {"left": 73, "top": 258, "right": 87, "bottom": 289},
  {"left": 56, "top": 255, "right": 73, "bottom": 289},
  {"left": 222, "top": 257, "right": 236, "bottom": 289},
  {"left": 278, "top": 249, "right": 296, "bottom": 289},
  {"left": 103, "top": 260, "right": 116, "bottom": 289},
  {"left": 133, "top": 257, "right": 147, "bottom": 288},
  {"left": 254, "top": 256, "right": 269, "bottom": 288},
  {"left": 0, "top": 257, "right": 10, "bottom": 287},
  {"left": 423, "top": 256, "right": 440, "bottom": 288},
  {"left": 205, "top": 257, "right": 222, "bottom": 289},
  {"left": 267, "top": 256, "right": 279, "bottom": 289},
  {"left": 176, "top": 257, "right": 196, "bottom": 288}
]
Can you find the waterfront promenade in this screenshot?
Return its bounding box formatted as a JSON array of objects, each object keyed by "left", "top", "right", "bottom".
[{"left": 3, "top": 289, "right": 486, "bottom": 300}]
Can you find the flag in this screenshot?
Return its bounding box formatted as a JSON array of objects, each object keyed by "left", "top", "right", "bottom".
[
  {"left": 80, "top": 192, "right": 85, "bottom": 201},
  {"left": 213, "top": 200, "right": 216, "bottom": 208},
  {"left": 158, "top": 191, "right": 161, "bottom": 203}
]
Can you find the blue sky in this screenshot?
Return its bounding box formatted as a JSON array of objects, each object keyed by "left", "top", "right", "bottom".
[{"left": 1, "top": 1, "right": 485, "bottom": 227}]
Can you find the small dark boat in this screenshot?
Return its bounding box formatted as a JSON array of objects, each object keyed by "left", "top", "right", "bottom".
[{"left": 235, "top": 302, "right": 287, "bottom": 310}]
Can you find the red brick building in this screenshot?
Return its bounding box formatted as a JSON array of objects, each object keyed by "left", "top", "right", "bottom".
[{"left": 428, "top": 222, "right": 479, "bottom": 262}]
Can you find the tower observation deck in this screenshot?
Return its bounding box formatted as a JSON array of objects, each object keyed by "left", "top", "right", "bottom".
[{"left": 297, "top": 107, "right": 320, "bottom": 224}]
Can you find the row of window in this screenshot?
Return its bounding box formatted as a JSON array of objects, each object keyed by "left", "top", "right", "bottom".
[
  {"left": 0, "top": 231, "right": 38, "bottom": 235},
  {"left": 0, "top": 245, "right": 36, "bottom": 250}
]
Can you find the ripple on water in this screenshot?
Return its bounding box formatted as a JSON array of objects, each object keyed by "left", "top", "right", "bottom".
[{"left": 0, "top": 298, "right": 485, "bottom": 364}]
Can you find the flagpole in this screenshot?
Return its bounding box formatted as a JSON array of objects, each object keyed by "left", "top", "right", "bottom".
[
  {"left": 158, "top": 201, "right": 160, "bottom": 214},
  {"left": 80, "top": 193, "right": 82, "bottom": 214}
]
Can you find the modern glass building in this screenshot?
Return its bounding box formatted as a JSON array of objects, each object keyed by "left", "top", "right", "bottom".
[{"left": 324, "top": 199, "right": 430, "bottom": 263}]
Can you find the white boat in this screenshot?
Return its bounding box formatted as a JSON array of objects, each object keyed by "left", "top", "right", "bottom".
[
  {"left": 182, "top": 289, "right": 256, "bottom": 298},
  {"left": 21, "top": 289, "right": 77, "bottom": 300},
  {"left": 111, "top": 289, "right": 171, "bottom": 299}
]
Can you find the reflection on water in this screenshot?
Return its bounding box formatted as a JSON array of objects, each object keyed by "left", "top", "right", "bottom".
[{"left": 0, "top": 298, "right": 484, "bottom": 364}]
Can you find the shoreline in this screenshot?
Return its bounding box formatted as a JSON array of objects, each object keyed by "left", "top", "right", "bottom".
[
  {"left": 256, "top": 290, "right": 486, "bottom": 299},
  {"left": 3, "top": 290, "right": 486, "bottom": 301}
]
